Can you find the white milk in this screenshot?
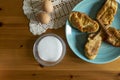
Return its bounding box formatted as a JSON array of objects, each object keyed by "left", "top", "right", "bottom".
[{"left": 37, "top": 36, "right": 63, "bottom": 62}]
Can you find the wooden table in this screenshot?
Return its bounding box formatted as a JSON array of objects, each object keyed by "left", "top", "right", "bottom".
[{"left": 0, "top": 0, "right": 120, "bottom": 80}]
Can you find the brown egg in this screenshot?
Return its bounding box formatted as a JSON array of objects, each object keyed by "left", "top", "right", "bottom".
[
  {"left": 36, "top": 12, "right": 51, "bottom": 24},
  {"left": 43, "top": 0, "right": 53, "bottom": 13}
]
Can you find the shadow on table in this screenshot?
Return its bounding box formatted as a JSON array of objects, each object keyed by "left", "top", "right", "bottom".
[{"left": 25, "top": 36, "right": 40, "bottom": 64}]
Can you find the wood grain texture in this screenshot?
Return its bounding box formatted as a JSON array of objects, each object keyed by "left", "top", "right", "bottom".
[{"left": 0, "top": 0, "right": 120, "bottom": 80}]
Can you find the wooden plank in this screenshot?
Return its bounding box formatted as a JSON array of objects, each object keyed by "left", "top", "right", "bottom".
[
  {"left": 0, "top": 70, "right": 120, "bottom": 80},
  {"left": 0, "top": 0, "right": 120, "bottom": 80},
  {"left": 0, "top": 0, "right": 24, "bottom": 16},
  {"left": 0, "top": 16, "right": 28, "bottom": 24}
]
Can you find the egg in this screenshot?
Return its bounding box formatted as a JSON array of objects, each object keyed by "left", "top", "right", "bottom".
[
  {"left": 43, "top": 0, "right": 53, "bottom": 13},
  {"left": 36, "top": 12, "right": 51, "bottom": 24}
]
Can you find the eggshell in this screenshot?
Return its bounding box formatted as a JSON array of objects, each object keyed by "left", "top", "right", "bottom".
[
  {"left": 37, "top": 12, "right": 51, "bottom": 24},
  {"left": 43, "top": 0, "right": 53, "bottom": 13}
]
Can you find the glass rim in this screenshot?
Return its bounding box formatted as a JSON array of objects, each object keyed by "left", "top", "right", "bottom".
[{"left": 33, "top": 33, "right": 66, "bottom": 66}]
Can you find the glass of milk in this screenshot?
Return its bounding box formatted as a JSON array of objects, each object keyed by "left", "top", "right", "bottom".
[{"left": 33, "top": 33, "right": 66, "bottom": 66}]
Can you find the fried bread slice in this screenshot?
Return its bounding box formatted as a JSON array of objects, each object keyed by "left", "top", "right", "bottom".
[
  {"left": 97, "top": 19, "right": 120, "bottom": 47},
  {"left": 69, "top": 11, "right": 99, "bottom": 33},
  {"left": 97, "top": 0, "right": 118, "bottom": 26},
  {"left": 85, "top": 32, "right": 102, "bottom": 60},
  {"left": 105, "top": 27, "right": 120, "bottom": 47}
]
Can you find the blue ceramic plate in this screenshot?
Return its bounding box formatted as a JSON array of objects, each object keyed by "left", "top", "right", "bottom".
[{"left": 66, "top": 0, "right": 120, "bottom": 64}]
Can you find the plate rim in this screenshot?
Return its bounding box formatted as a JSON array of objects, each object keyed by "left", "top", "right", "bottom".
[{"left": 65, "top": 0, "right": 120, "bottom": 64}]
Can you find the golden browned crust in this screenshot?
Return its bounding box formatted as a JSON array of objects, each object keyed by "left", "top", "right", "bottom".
[
  {"left": 84, "top": 33, "right": 102, "bottom": 60},
  {"left": 97, "top": 0, "right": 118, "bottom": 26},
  {"left": 69, "top": 11, "right": 99, "bottom": 33},
  {"left": 105, "top": 27, "right": 120, "bottom": 47}
]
